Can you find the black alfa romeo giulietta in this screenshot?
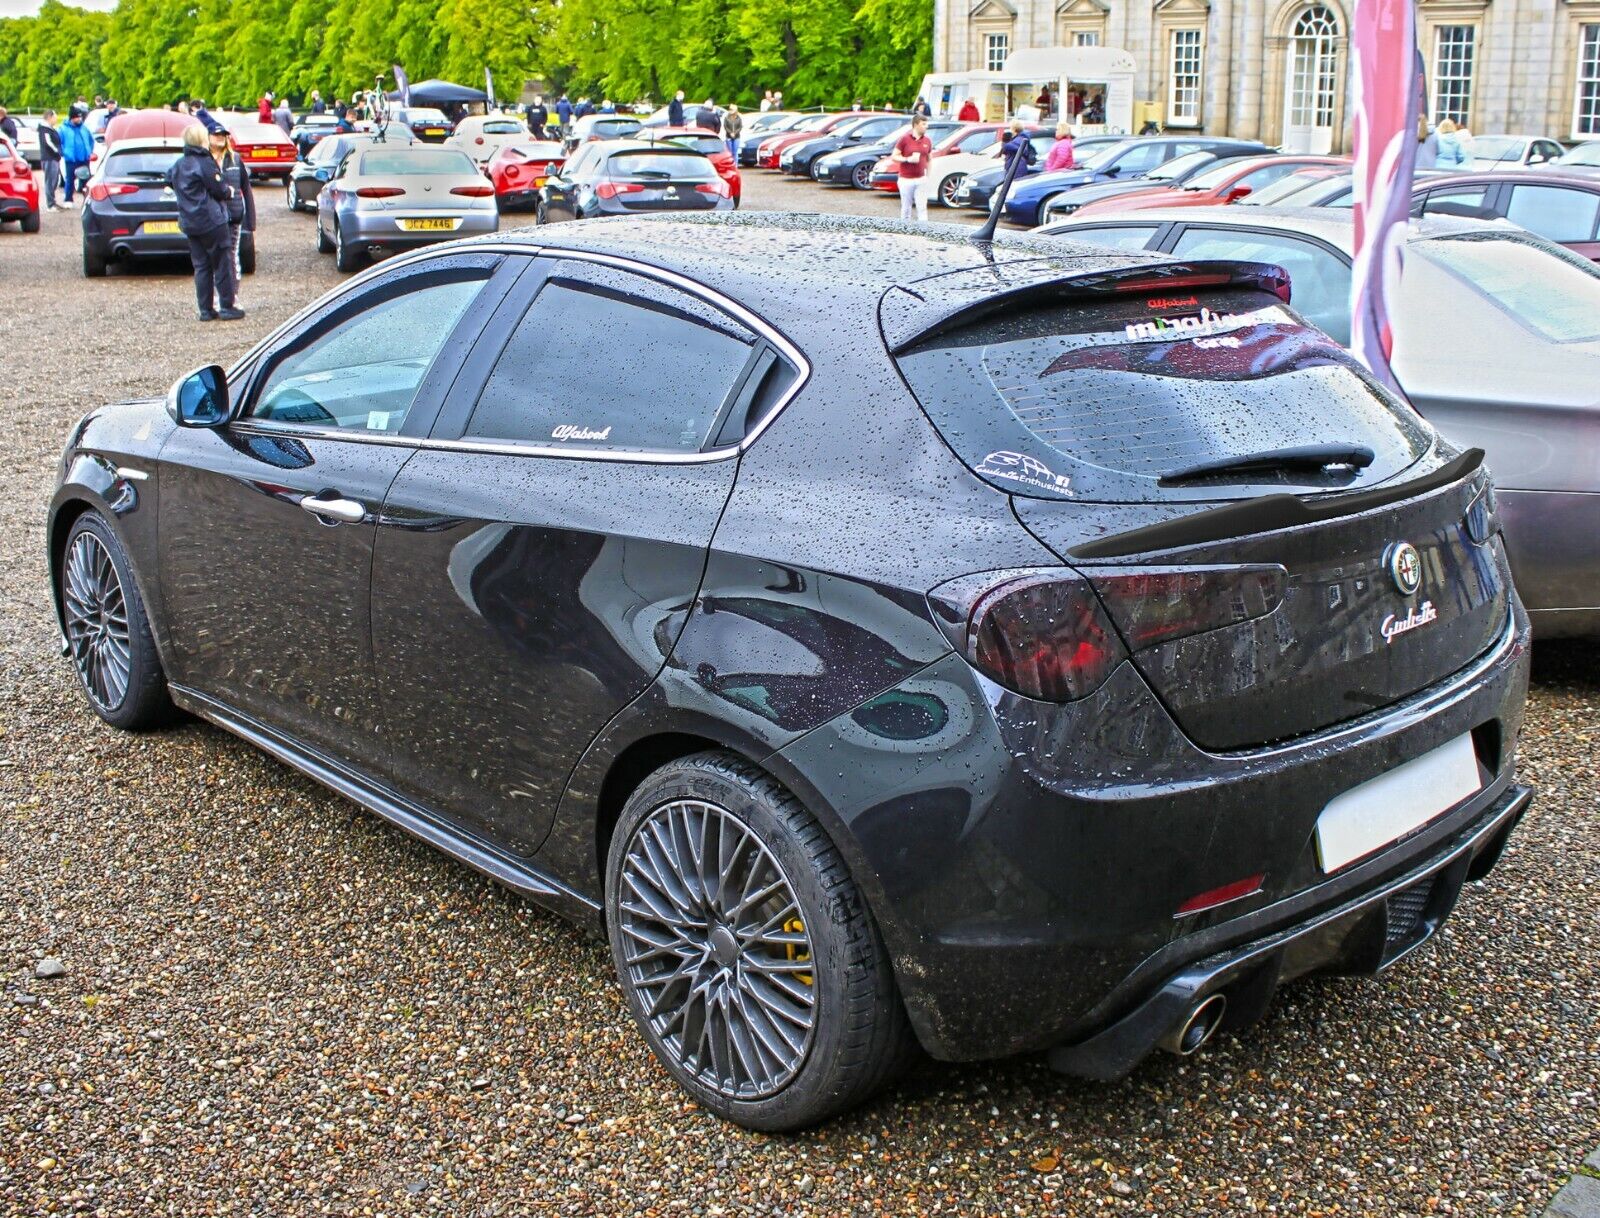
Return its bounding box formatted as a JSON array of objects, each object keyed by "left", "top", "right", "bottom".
[{"left": 47, "top": 215, "right": 1533, "bottom": 1131}]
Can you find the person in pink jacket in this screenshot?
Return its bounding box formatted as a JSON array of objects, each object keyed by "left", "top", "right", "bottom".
[{"left": 1043, "top": 123, "right": 1077, "bottom": 172}]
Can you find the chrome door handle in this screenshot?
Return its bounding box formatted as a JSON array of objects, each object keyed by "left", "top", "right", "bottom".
[{"left": 299, "top": 495, "right": 366, "bottom": 523}]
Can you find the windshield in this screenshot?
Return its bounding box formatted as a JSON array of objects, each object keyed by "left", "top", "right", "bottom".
[
  {"left": 510, "top": 141, "right": 564, "bottom": 159},
  {"left": 1238, "top": 170, "right": 1340, "bottom": 206},
  {"left": 360, "top": 149, "right": 475, "bottom": 175},
  {"left": 1558, "top": 141, "right": 1600, "bottom": 166},
  {"left": 607, "top": 150, "right": 718, "bottom": 179},
  {"left": 588, "top": 118, "right": 640, "bottom": 137},
  {"left": 794, "top": 115, "right": 834, "bottom": 131},
  {"left": 1079, "top": 140, "right": 1132, "bottom": 170},
  {"left": 896, "top": 288, "right": 1429, "bottom": 503},
  {"left": 310, "top": 136, "right": 365, "bottom": 163},
  {"left": 1470, "top": 136, "right": 1521, "bottom": 162},
  {"left": 105, "top": 149, "right": 181, "bottom": 177},
  {"left": 1147, "top": 151, "right": 1217, "bottom": 181},
  {"left": 1413, "top": 232, "right": 1600, "bottom": 343},
  {"left": 1184, "top": 159, "right": 1260, "bottom": 190}
]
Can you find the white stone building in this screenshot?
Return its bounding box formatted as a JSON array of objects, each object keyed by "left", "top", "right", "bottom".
[{"left": 933, "top": 0, "right": 1600, "bottom": 151}]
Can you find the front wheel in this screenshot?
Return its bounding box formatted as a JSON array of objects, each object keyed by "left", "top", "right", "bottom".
[
  {"left": 936, "top": 174, "right": 965, "bottom": 208},
  {"left": 59, "top": 512, "right": 172, "bottom": 730},
  {"left": 851, "top": 162, "right": 873, "bottom": 190},
  {"left": 606, "top": 751, "right": 915, "bottom": 1132}
]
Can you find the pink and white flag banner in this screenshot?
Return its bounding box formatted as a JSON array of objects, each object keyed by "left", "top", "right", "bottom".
[{"left": 1348, "top": 0, "right": 1422, "bottom": 395}]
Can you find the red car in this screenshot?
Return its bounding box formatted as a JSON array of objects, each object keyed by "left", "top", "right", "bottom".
[
  {"left": 640, "top": 127, "right": 742, "bottom": 205},
  {"left": 0, "top": 135, "right": 40, "bottom": 233},
  {"left": 225, "top": 120, "right": 300, "bottom": 180},
  {"left": 488, "top": 140, "right": 567, "bottom": 211},
  {"left": 1073, "top": 154, "right": 1349, "bottom": 216},
  {"left": 755, "top": 113, "right": 850, "bottom": 169},
  {"left": 870, "top": 122, "right": 1003, "bottom": 192}
]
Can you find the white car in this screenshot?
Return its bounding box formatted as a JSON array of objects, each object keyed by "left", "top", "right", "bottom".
[
  {"left": 1464, "top": 133, "right": 1566, "bottom": 171},
  {"left": 12, "top": 116, "right": 42, "bottom": 166},
  {"left": 924, "top": 143, "right": 1004, "bottom": 208},
  {"left": 446, "top": 113, "right": 529, "bottom": 165}
]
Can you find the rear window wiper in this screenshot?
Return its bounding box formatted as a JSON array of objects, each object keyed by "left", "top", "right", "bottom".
[{"left": 1158, "top": 443, "right": 1376, "bottom": 486}]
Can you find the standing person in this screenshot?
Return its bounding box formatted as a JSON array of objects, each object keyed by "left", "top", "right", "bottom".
[
  {"left": 1000, "top": 120, "right": 1036, "bottom": 173},
  {"left": 1043, "top": 122, "right": 1076, "bottom": 171},
  {"left": 695, "top": 98, "right": 718, "bottom": 130},
  {"left": 191, "top": 98, "right": 214, "bottom": 130},
  {"left": 599, "top": 98, "right": 616, "bottom": 114},
  {"left": 59, "top": 108, "right": 95, "bottom": 207},
  {"left": 772, "top": 91, "right": 783, "bottom": 111},
  {"left": 574, "top": 96, "right": 594, "bottom": 119},
  {"left": 0, "top": 106, "right": 18, "bottom": 144},
  {"left": 890, "top": 113, "right": 933, "bottom": 222},
  {"left": 554, "top": 93, "right": 572, "bottom": 137},
  {"left": 210, "top": 124, "right": 254, "bottom": 315},
  {"left": 176, "top": 100, "right": 190, "bottom": 115},
  {"left": 721, "top": 104, "right": 742, "bottom": 160},
  {"left": 274, "top": 95, "right": 293, "bottom": 134},
  {"left": 258, "top": 91, "right": 273, "bottom": 122},
  {"left": 1415, "top": 116, "right": 1439, "bottom": 170},
  {"left": 1435, "top": 119, "right": 1466, "bottom": 167},
  {"left": 911, "top": 95, "right": 931, "bottom": 119},
  {"left": 37, "top": 110, "right": 63, "bottom": 211},
  {"left": 526, "top": 95, "right": 548, "bottom": 138},
  {"left": 760, "top": 90, "right": 774, "bottom": 112},
  {"left": 167, "top": 125, "right": 240, "bottom": 322},
  {"left": 309, "top": 90, "right": 326, "bottom": 114},
  {"left": 958, "top": 95, "right": 980, "bottom": 122},
  {"left": 333, "top": 96, "right": 347, "bottom": 121},
  {"left": 1035, "top": 84, "right": 1052, "bottom": 116},
  {"left": 668, "top": 90, "right": 685, "bottom": 127}
]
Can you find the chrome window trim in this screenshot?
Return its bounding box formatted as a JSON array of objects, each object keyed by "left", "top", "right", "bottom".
[{"left": 226, "top": 239, "right": 812, "bottom": 466}]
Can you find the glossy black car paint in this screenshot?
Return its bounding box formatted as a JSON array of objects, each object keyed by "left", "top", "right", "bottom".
[
  {"left": 782, "top": 114, "right": 905, "bottom": 177},
  {"left": 537, "top": 143, "right": 733, "bottom": 222},
  {"left": 48, "top": 215, "right": 1532, "bottom": 1072},
  {"left": 812, "top": 122, "right": 962, "bottom": 189}
]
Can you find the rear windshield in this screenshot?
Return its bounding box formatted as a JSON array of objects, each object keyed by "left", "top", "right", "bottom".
[
  {"left": 661, "top": 134, "right": 725, "bottom": 155},
  {"left": 1413, "top": 232, "right": 1600, "bottom": 343},
  {"left": 106, "top": 150, "right": 181, "bottom": 177},
  {"left": 607, "top": 150, "right": 717, "bottom": 179},
  {"left": 361, "top": 149, "right": 474, "bottom": 175},
  {"left": 588, "top": 119, "right": 641, "bottom": 137},
  {"left": 895, "top": 288, "right": 1432, "bottom": 503},
  {"left": 407, "top": 110, "right": 449, "bottom": 124},
  {"left": 481, "top": 120, "right": 523, "bottom": 134}
]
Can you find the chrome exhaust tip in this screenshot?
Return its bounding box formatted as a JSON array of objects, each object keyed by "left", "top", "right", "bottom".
[{"left": 1157, "top": 994, "right": 1227, "bottom": 1057}]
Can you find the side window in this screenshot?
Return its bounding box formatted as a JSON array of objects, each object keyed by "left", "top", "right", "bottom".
[
  {"left": 1236, "top": 162, "right": 1304, "bottom": 192},
  {"left": 1053, "top": 224, "right": 1161, "bottom": 251},
  {"left": 1420, "top": 185, "right": 1490, "bottom": 217},
  {"left": 463, "top": 262, "right": 773, "bottom": 453},
  {"left": 860, "top": 118, "right": 902, "bottom": 138},
  {"left": 251, "top": 270, "right": 491, "bottom": 432},
  {"left": 957, "top": 129, "right": 996, "bottom": 154},
  {"left": 1505, "top": 185, "right": 1600, "bottom": 243},
  {"left": 1171, "top": 228, "right": 1352, "bottom": 345},
  {"left": 1112, "top": 142, "right": 1166, "bottom": 176}
]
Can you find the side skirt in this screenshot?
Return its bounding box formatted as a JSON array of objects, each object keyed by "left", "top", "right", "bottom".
[{"left": 169, "top": 683, "right": 603, "bottom": 929}]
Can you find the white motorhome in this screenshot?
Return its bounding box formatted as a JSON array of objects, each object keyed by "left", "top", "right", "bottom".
[{"left": 917, "top": 46, "right": 1135, "bottom": 135}]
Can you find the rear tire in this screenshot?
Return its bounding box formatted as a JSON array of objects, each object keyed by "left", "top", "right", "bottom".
[
  {"left": 59, "top": 512, "right": 172, "bottom": 731},
  {"left": 316, "top": 218, "right": 333, "bottom": 253},
  {"left": 334, "top": 222, "right": 363, "bottom": 272},
  {"left": 82, "top": 241, "right": 107, "bottom": 278},
  {"left": 605, "top": 750, "right": 916, "bottom": 1132},
  {"left": 21, "top": 209, "right": 40, "bottom": 233},
  {"left": 286, "top": 179, "right": 300, "bottom": 212},
  {"left": 534, "top": 200, "right": 548, "bottom": 225}
]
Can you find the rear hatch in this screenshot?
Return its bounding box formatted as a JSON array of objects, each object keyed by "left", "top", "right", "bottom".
[
  {"left": 602, "top": 149, "right": 725, "bottom": 210},
  {"left": 890, "top": 267, "right": 1511, "bottom": 749},
  {"left": 99, "top": 149, "right": 183, "bottom": 217}
]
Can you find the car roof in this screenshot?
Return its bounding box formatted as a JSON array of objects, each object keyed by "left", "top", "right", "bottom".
[
  {"left": 1044, "top": 204, "right": 1501, "bottom": 251},
  {"left": 353, "top": 144, "right": 474, "bottom": 169},
  {"left": 103, "top": 137, "right": 186, "bottom": 152},
  {"left": 1419, "top": 169, "right": 1600, "bottom": 189}
]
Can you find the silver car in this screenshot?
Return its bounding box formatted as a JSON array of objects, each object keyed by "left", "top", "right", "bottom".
[
  {"left": 1036, "top": 206, "right": 1600, "bottom": 637},
  {"left": 316, "top": 145, "right": 497, "bottom": 272}
]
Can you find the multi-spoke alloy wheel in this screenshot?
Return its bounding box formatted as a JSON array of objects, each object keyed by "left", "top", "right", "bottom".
[
  {"left": 616, "top": 798, "right": 817, "bottom": 1099},
  {"left": 606, "top": 752, "right": 915, "bottom": 1131},
  {"left": 62, "top": 530, "right": 132, "bottom": 713}
]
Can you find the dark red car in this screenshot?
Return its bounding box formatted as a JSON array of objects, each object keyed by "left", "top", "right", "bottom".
[
  {"left": 487, "top": 140, "right": 567, "bottom": 211},
  {"left": 1413, "top": 169, "right": 1600, "bottom": 261},
  {"left": 639, "top": 128, "right": 742, "bottom": 205},
  {"left": 0, "top": 135, "right": 40, "bottom": 233},
  {"left": 1073, "top": 155, "right": 1348, "bottom": 216},
  {"left": 754, "top": 113, "right": 851, "bottom": 169},
  {"left": 870, "top": 122, "right": 1003, "bottom": 193}
]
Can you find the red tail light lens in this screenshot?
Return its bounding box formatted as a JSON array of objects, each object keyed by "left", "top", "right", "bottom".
[
  {"left": 695, "top": 180, "right": 729, "bottom": 196},
  {"left": 1087, "top": 566, "right": 1285, "bottom": 649},
  {"left": 87, "top": 183, "right": 138, "bottom": 201},
  {"left": 594, "top": 180, "right": 645, "bottom": 200},
  {"left": 450, "top": 183, "right": 494, "bottom": 196},
  {"left": 355, "top": 186, "right": 405, "bottom": 198}
]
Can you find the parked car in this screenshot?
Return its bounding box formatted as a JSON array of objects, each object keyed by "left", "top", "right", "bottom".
[
  {"left": 1037, "top": 144, "right": 1277, "bottom": 222},
  {"left": 998, "top": 136, "right": 1266, "bottom": 226},
  {"left": 536, "top": 141, "right": 734, "bottom": 222},
  {"left": 1553, "top": 140, "right": 1600, "bottom": 171},
  {"left": 1069, "top": 155, "right": 1347, "bottom": 216},
  {"left": 813, "top": 120, "right": 961, "bottom": 190},
  {"left": 561, "top": 113, "right": 643, "bottom": 154},
  {"left": 755, "top": 113, "right": 851, "bottom": 169},
  {"left": 1463, "top": 134, "right": 1566, "bottom": 171},
  {"left": 290, "top": 114, "right": 342, "bottom": 158},
  {"left": 393, "top": 106, "right": 455, "bottom": 144},
  {"left": 0, "top": 135, "right": 40, "bottom": 233},
  {"left": 286, "top": 131, "right": 413, "bottom": 212},
  {"left": 12, "top": 115, "right": 42, "bottom": 166},
  {"left": 446, "top": 113, "right": 529, "bottom": 166},
  {"left": 734, "top": 111, "right": 800, "bottom": 166},
  {"left": 316, "top": 144, "right": 496, "bottom": 272},
  {"left": 81, "top": 137, "right": 254, "bottom": 277},
  {"left": 638, "top": 128, "right": 742, "bottom": 204},
  {"left": 222, "top": 119, "right": 299, "bottom": 179},
  {"left": 780, "top": 113, "right": 904, "bottom": 178},
  {"left": 1411, "top": 171, "right": 1600, "bottom": 261},
  {"left": 967, "top": 135, "right": 1209, "bottom": 217},
  {"left": 1233, "top": 164, "right": 1357, "bottom": 210},
  {"left": 869, "top": 121, "right": 1008, "bottom": 193},
  {"left": 48, "top": 213, "right": 1535, "bottom": 1133},
  {"left": 486, "top": 140, "right": 567, "bottom": 211},
  {"left": 1038, "top": 204, "right": 1600, "bottom": 636},
  {"left": 925, "top": 130, "right": 1057, "bottom": 210}
]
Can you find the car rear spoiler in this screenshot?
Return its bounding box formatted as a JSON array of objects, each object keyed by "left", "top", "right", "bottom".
[{"left": 880, "top": 259, "right": 1292, "bottom": 353}]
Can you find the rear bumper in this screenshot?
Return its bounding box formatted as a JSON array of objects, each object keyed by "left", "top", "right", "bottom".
[
  {"left": 1047, "top": 780, "right": 1532, "bottom": 1079},
  {"left": 345, "top": 211, "right": 498, "bottom": 245},
  {"left": 83, "top": 217, "right": 191, "bottom": 257},
  {"left": 496, "top": 188, "right": 541, "bottom": 210},
  {"left": 0, "top": 195, "right": 35, "bottom": 217}
]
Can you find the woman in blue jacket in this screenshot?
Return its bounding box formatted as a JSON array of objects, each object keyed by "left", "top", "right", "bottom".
[{"left": 167, "top": 125, "right": 241, "bottom": 321}]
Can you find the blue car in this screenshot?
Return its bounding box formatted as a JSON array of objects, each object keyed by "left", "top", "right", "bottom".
[
  {"left": 999, "top": 136, "right": 1272, "bottom": 227},
  {"left": 958, "top": 135, "right": 1127, "bottom": 213}
]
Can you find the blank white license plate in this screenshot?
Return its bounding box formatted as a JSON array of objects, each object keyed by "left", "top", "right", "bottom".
[{"left": 1314, "top": 734, "right": 1482, "bottom": 873}]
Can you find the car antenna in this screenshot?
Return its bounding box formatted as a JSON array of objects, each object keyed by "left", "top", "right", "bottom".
[{"left": 970, "top": 133, "right": 1027, "bottom": 245}]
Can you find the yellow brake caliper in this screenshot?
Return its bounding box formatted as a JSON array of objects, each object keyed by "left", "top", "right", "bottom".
[{"left": 783, "top": 917, "right": 813, "bottom": 986}]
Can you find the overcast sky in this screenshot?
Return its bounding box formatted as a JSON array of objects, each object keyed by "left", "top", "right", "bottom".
[{"left": 0, "top": 0, "right": 117, "bottom": 15}]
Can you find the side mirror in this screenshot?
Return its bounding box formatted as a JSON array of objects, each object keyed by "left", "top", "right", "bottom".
[
  {"left": 169, "top": 365, "right": 229, "bottom": 427},
  {"left": 1225, "top": 184, "right": 1252, "bottom": 202},
  {"left": 1104, "top": 164, "right": 1120, "bottom": 176}
]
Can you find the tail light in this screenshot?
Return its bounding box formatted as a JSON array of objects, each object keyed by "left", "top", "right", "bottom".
[
  {"left": 450, "top": 183, "right": 494, "bottom": 197},
  {"left": 474, "top": 136, "right": 485, "bottom": 144},
  {"left": 594, "top": 180, "right": 644, "bottom": 199},
  {"left": 355, "top": 186, "right": 405, "bottom": 198},
  {"left": 696, "top": 180, "right": 729, "bottom": 196},
  {"left": 87, "top": 183, "right": 138, "bottom": 201},
  {"left": 929, "top": 564, "right": 1285, "bottom": 702}
]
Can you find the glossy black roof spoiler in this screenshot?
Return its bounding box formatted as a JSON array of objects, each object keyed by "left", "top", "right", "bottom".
[
  {"left": 882, "top": 259, "right": 1291, "bottom": 354},
  {"left": 1069, "top": 448, "right": 1484, "bottom": 560}
]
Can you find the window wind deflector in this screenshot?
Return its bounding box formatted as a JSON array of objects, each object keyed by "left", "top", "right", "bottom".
[{"left": 1158, "top": 443, "right": 1376, "bottom": 486}]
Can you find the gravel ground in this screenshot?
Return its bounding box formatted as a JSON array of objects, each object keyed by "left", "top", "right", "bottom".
[{"left": 1, "top": 172, "right": 1597, "bottom": 1218}]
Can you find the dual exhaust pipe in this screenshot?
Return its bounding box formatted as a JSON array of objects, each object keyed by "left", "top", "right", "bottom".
[{"left": 1156, "top": 994, "right": 1227, "bottom": 1057}]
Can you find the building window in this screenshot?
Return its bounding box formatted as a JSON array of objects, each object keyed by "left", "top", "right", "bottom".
[
  {"left": 985, "top": 32, "right": 1011, "bottom": 72},
  {"left": 1168, "top": 29, "right": 1203, "bottom": 126},
  {"left": 1579, "top": 25, "right": 1600, "bottom": 136},
  {"left": 1074, "top": 30, "right": 1100, "bottom": 46},
  {"left": 1432, "top": 25, "right": 1476, "bottom": 124}
]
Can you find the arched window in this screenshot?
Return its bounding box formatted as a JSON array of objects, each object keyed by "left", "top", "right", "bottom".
[{"left": 1288, "top": 5, "right": 1340, "bottom": 131}]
